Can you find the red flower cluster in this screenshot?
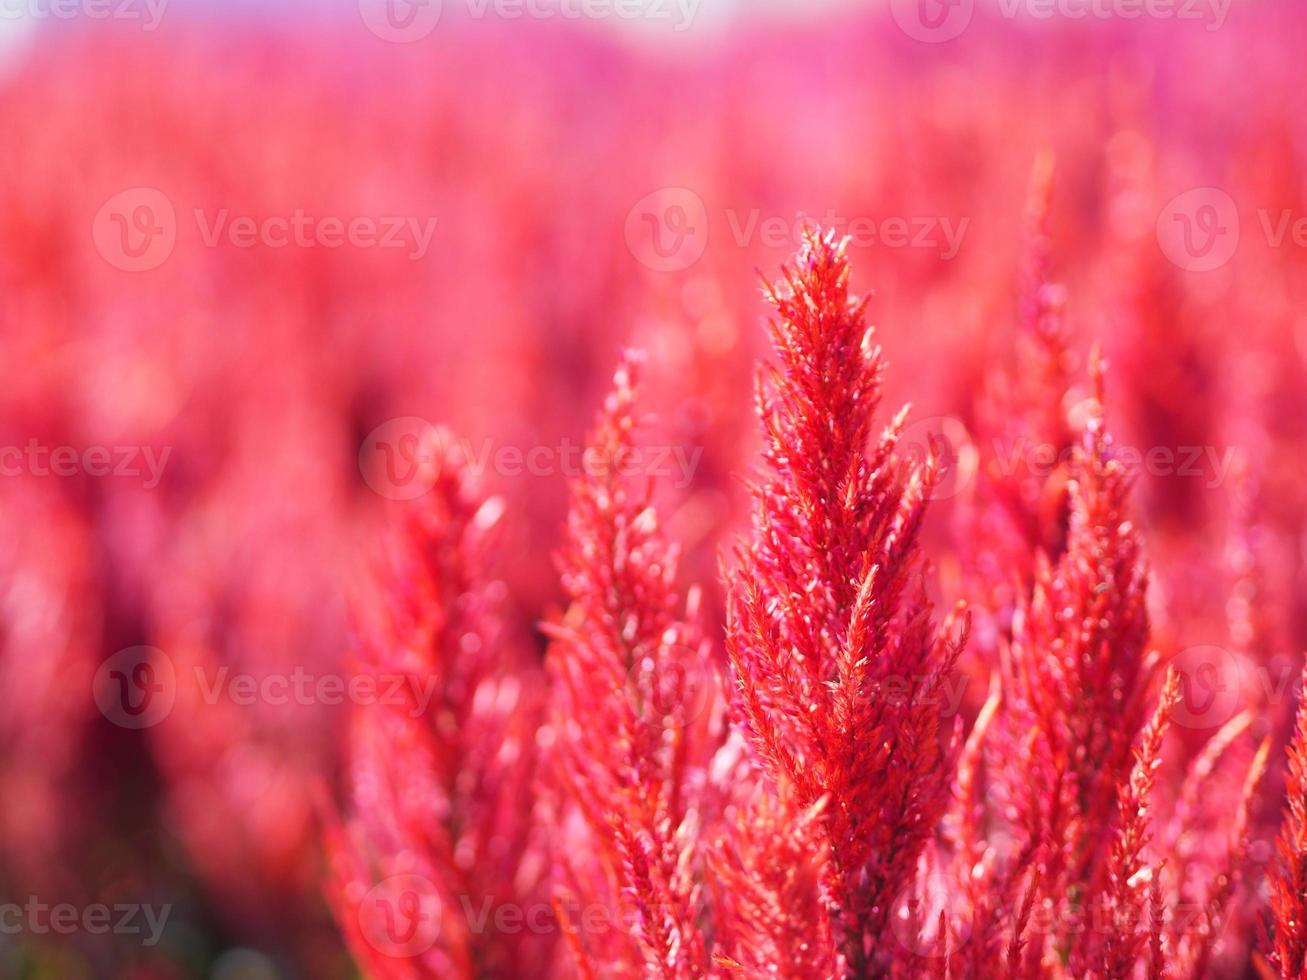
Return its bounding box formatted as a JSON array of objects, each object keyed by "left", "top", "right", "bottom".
[{"left": 331, "top": 231, "right": 1307, "bottom": 978}]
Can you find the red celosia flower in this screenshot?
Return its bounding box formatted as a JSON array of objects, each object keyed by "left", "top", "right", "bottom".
[
  {"left": 329, "top": 432, "right": 547, "bottom": 979},
  {"left": 543, "top": 353, "right": 714, "bottom": 979},
  {"left": 709, "top": 780, "right": 837, "bottom": 979},
  {"left": 999, "top": 365, "right": 1158, "bottom": 960},
  {"left": 1267, "top": 668, "right": 1307, "bottom": 977},
  {"left": 723, "top": 230, "right": 967, "bottom": 975},
  {"left": 1098, "top": 667, "right": 1180, "bottom": 978}
]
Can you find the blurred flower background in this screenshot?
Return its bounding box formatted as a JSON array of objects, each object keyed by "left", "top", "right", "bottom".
[{"left": 0, "top": 0, "right": 1305, "bottom": 976}]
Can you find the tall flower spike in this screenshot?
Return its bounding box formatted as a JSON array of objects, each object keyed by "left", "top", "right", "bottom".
[
  {"left": 1097, "top": 668, "right": 1180, "bottom": 979},
  {"left": 1267, "top": 666, "right": 1307, "bottom": 977},
  {"left": 1003, "top": 354, "right": 1158, "bottom": 967},
  {"left": 543, "top": 352, "right": 712, "bottom": 979},
  {"left": 328, "top": 432, "right": 546, "bottom": 980},
  {"left": 709, "top": 782, "right": 838, "bottom": 979},
  {"left": 725, "top": 229, "right": 967, "bottom": 975}
]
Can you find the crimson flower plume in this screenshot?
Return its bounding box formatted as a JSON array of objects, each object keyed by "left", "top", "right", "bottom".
[
  {"left": 543, "top": 353, "right": 713, "bottom": 979},
  {"left": 329, "top": 432, "right": 545, "bottom": 980},
  {"left": 1267, "top": 667, "right": 1307, "bottom": 977},
  {"left": 724, "top": 229, "right": 967, "bottom": 975}
]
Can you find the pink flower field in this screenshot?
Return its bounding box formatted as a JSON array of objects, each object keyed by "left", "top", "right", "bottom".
[{"left": 0, "top": 1, "right": 1306, "bottom": 976}]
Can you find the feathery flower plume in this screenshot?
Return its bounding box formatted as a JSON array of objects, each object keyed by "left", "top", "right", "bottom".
[
  {"left": 1267, "top": 667, "right": 1307, "bottom": 977},
  {"left": 724, "top": 229, "right": 967, "bottom": 975},
  {"left": 543, "top": 353, "right": 713, "bottom": 979},
  {"left": 709, "top": 781, "right": 838, "bottom": 979},
  {"left": 329, "top": 432, "right": 546, "bottom": 980},
  {"left": 1001, "top": 357, "right": 1159, "bottom": 968},
  {"left": 1097, "top": 668, "right": 1180, "bottom": 978}
]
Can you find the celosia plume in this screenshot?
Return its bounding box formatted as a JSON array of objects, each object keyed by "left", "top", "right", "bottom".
[
  {"left": 1267, "top": 668, "right": 1307, "bottom": 978},
  {"left": 543, "top": 353, "right": 714, "bottom": 978},
  {"left": 724, "top": 230, "right": 967, "bottom": 975},
  {"left": 329, "top": 433, "right": 546, "bottom": 979}
]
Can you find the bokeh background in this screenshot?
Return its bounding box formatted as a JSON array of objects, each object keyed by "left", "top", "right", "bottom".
[{"left": 0, "top": 0, "right": 1305, "bottom": 975}]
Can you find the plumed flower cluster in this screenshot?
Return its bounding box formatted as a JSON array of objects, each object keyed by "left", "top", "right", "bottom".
[
  {"left": 330, "top": 435, "right": 547, "bottom": 979},
  {"left": 541, "top": 353, "right": 714, "bottom": 978},
  {"left": 724, "top": 232, "right": 967, "bottom": 974},
  {"left": 331, "top": 230, "right": 1307, "bottom": 980}
]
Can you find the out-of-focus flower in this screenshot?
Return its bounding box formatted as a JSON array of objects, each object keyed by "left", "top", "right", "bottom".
[{"left": 330, "top": 432, "right": 547, "bottom": 979}]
